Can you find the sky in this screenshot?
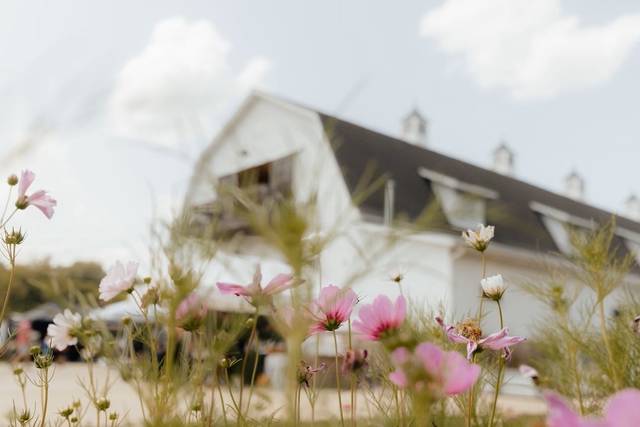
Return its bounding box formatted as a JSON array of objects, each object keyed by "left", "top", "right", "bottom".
[{"left": 1, "top": 0, "right": 640, "bottom": 267}]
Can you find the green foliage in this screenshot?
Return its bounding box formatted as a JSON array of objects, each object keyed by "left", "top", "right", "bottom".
[
  {"left": 0, "top": 260, "right": 103, "bottom": 312},
  {"left": 523, "top": 219, "right": 640, "bottom": 415}
]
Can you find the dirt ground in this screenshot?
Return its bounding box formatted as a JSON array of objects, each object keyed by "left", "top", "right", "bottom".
[{"left": 0, "top": 363, "right": 547, "bottom": 425}]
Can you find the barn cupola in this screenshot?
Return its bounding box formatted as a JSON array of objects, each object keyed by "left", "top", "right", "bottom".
[
  {"left": 564, "top": 170, "right": 585, "bottom": 201},
  {"left": 401, "top": 108, "right": 428, "bottom": 147},
  {"left": 492, "top": 141, "right": 514, "bottom": 175},
  {"left": 624, "top": 193, "right": 640, "bottom": 221}
]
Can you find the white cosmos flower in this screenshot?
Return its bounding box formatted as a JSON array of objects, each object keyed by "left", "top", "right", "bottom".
[
  {"left": 480, "top": 274, "right": 506, "bottom": 301},
  {"left": 47, "top": 309, "right": 82, "bottom": 351},
  {"left": 99, "top": 261, "right": 138, "bottom": 302},
  {"left": 462, "top": 224, "right": 495, "bottom": 252}
]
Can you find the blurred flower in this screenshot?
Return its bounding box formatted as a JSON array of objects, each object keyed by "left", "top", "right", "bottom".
[
  {"left": 217, "top": 265, "right": 294, "bottom": 306},
  {"left": 519, "top": 364, "right": 539, "bottom": 385},
  {"left": 436, "top": 316, "right": 525, "bottom": 360},
  {"left": 462, "top": 224, "right": 494, "bottom": 252},
  {"left": 480, "top": 274, "right": 506, "bottom": 301},
  {"left": 3, "top": 228, "right": 25, "bottom": 245},
  {"left": 342, "top": 348, "right": 368, "bottom": 374},
  {"left": 545, "top": 388, "right": 640, "bottom": 427},
  {"left": 99, "top": 261, "right": 138, "bottom": 302},
  {"left": 47, "top": 309, "right": 82, "bottom": 351},
  {"left": 352, "top": 295, "right": 406, "bottom": 341},
  {"left": 297, "top": 361, "right": 326, "bottom": 387},
  {"left": 95, "top": 397, "right": 111, "bottom": 411},
  {"left": 308, "top": 285, "right": 358, "bottom": 334},
  {"left": 176, "top": 292, "right": 207, "bottom": 331},
  {"left": 140, "top": 284, "right": 160, "bottom": 308},
  {"left": 389, "top": 342, "right": 480, "bottom": 398},
  {"left": 58, "top": 406, "right": 74, "bottom": 419},
  {"left": 15, "top": 170, "right": 57, "bottom": 219}
]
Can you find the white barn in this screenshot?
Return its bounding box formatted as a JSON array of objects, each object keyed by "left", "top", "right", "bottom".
[{"left": 184, "top": 91, "right": 640, "bottom": 337}]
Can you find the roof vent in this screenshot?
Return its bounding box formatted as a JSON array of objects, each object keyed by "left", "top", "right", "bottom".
[
  {"left": 564, "top": 170, "right": 585, "bottom": 201},
  {"left": 625, "top": 194, "right": 640, "bottom": 221},
  {"left": 492, "top": 141, "right": 514, "bottom": 175},
  {"left": 401, "top": 108, "right": 428, "bottom": 147}
]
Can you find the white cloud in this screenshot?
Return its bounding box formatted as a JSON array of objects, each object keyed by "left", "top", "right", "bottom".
[
  {"left": 420, "top": 0, "right": 640, "bottom": 99},
  {"left": 109, "top": 17, "right": 270, "bottom": 147}
]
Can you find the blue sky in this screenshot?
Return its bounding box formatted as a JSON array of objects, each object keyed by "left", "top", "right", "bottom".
[{"left": 1, "top": 0, "right": 640, "bottom": 266}]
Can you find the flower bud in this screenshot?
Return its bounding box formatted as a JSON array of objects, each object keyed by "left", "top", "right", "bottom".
[
  {"left": 7, "top": 174, "right": 18, "bottom": 186},
  {"left": 13, "top": 366, "right": 24, "bottom": 376},
  {"left": 108, "top": 412, "right": 118, "bottom": 421},
  {"left": 34, "top": 353, "right": 53, "bottom": 369},
  {"left": 29, "top": 345, "right": 40, "bottom": 356},
  {"left": 122, "top": 315, "right": 132, "bottom": 326},
  {"left": 4, "top": 228, "right": 25, "bottom": 245},
  {"left": 15, "top": 195, "right": 29, "bottom": 210},
  {"left": 480, "top": 274, "right": 506, "bottom": 301},
  {"left": 18, "top": 409, "right": 33, "bottom": 423},
  {"left": 59, "top": 406, "right": 74, "bottom": 418},
  {"left": 219, "top": 358, "right": 230, "bottom": 369},
  {"left": 95, "top": 397, "right": 110, "bottom": 411},
  {"left": 143, "top": 276, "right": 152, "bottom": 284}
]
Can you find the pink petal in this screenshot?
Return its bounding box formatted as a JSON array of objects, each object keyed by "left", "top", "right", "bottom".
[
  {"left": 389, "top": 369, "right": 408, "bottom": 388},
  {"left": 415, "top": 342, "right": 444, "bottom": 375},
  {"left": 394, "top": 295, "right": 406, "bottom": 325},
  {"left": 27, "top": 190, "right": 57, "bottom": 219},
  {"left": 18, "top": 170, "right": 35, "bottom": 197},
  {"left": 441, "top": 351, "right": 481, "bottom": 395},
  {"left": 544, "top": 392, "right": 588, "bottom": 427},
  {"left": 217, "top": 282, "right": 250, "bottom": 297},
  {"left": 605, "top": 389, "right": 640, "bottom": 427},
  {"left": 263, "top": 274, "right": 294, "bottom": 296}
]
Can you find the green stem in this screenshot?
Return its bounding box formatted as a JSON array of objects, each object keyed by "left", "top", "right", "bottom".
[
  {"left": 488, "top": 300, "right": 505, "bottom": 427},
  {"left": 597, "top": 298, "right": 620, "bottom": 388},
  {"left": 332, "top": 330, "right": 345, "bottom": 427},
  {"left": 39, "top": 367, "right": 50, "bottom": 427},
  {"left": 0, "top": 247, "right": 17, "bottom": 322},
  {"left": 238, "top": 316, "right": 257, "bottom": 419}
]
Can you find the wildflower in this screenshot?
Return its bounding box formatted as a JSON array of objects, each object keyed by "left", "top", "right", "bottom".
[
  {"left": 47, "top": 309, "right": 82, "bottom": 351},
  {"left": 308, "top": 285, "right": 358, "bottom": 334},
  {"left": 436, "top": 316, "right": 526, "bottom": 360},
  {"left": 297, "top": 361, "right": 327, "bottom": 387},
  {"left": 34, "top": 352, "right": 53, "bottom": 369},
  {"left": 59, "top": 406, "right": 74, "bottom": 419},
  {"left": 389, "top": 342, "right": 480, "bottom": 398},
  {"left": 519, "top": 364, "right": 539, "bottom": 385},
  {"left": 140, "top": 284, "right": 160, "bottom": 308},
  {"left": 95, "top": 397, "right": 111, "bottom": 411},
  {"left": 14, "top": 170, "right": 57, "bottom": 219},
  {"left": 175, "top": 292, "right": 207, "bottom": 331},
  {"left": 342, "top": 349, "right": 368, "bottom": 374},
  {"left": 462, "top": 224, "right": 494, "bottom": 252},
  {"left": 480, "top": 274, "right": 506, "bottom": 301},
  {"left": 217, "top": 265, "right": 294, "bottom": 306},
  {"left": 98, "top": 261, "right": 138, "bottom": 302},
  {"left": 3, "top": 228, "right": 25, "bottom": 245},
  {"left": 17, "top": 409, "right": 33, "bottom": 424},
  {"left": 7, "top": 174, "right": 18, "bottom": 186},
  {"left": 545, "top": 388, "right": 640, "bottom": 427},
  {"left": 352, "top": 295, "right": 406, "bottom": 341}
]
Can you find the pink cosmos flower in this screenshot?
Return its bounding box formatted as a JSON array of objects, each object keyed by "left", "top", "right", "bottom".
[
  {"left": 176, "top": 292, "right": 208, "bottom": 331},
  {"left": 389, "top": 342, "right": 480, "bottom": 398},
  {"left": 308, "top": 285, "right": 358, "bottom": 334},
  {"left": 352, "top": 294, "right": 406, "bottom": 341},
  {"left": 545, "top": 388, "right": 640, "bottom": 427},
  {"left": 99, "top": 261, "right": 138, "bottom": 302},
  {"left": 436, "top": 316, "right": 526, "bottom": 360},
  {"left": 217, "top": 265, "right": 294, "bottom": 306},
  {"left": 15, "top": 170, "right": 57, "bottom": 219}
]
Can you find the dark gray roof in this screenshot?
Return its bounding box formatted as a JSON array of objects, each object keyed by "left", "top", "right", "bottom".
[{"left": 319, "top": 113, "right": 639, "bottom": 256}]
